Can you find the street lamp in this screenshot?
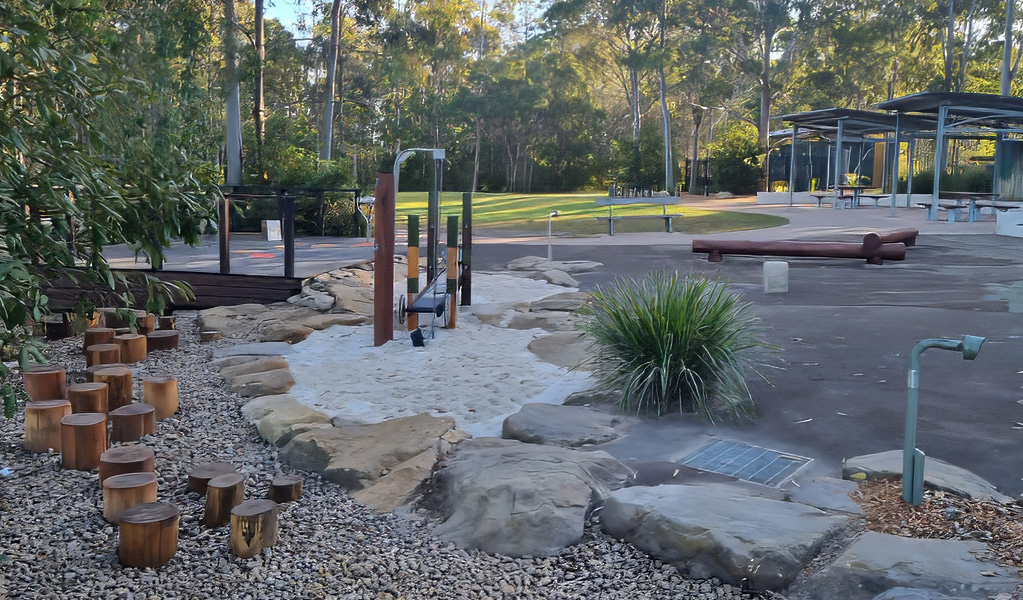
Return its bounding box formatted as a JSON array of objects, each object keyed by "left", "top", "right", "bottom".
[
  {"left": 902, "top": 335, "right": 985, "bottom": 505},
  {"left": 547, "top": 211, "right": 559, "bottom": 261}
]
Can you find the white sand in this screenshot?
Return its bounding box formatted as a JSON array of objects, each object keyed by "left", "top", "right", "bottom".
[{"left": 286, "top": 273, "right": 595, "bottom": 437}]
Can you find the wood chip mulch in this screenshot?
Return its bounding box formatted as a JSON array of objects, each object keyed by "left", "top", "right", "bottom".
[{"left": 852, "top": 477, "right": 1023, "bottom": 570}]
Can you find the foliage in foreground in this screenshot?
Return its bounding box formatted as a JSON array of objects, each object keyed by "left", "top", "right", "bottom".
[{"left": 579, "top": 272, "right": 772, "bottom": 421}]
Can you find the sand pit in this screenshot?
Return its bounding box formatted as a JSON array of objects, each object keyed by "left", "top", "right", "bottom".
[{"left": 286, "top": 273, "right": 596, "bottom": 437}]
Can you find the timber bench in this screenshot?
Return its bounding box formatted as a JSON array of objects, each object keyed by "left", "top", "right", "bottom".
[{"left": 595, "top": 197, "right": 682, "bottom": 236}]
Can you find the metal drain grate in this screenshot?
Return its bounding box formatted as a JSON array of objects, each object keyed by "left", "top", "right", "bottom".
[{"left": 680, "top": 439, "right": 812, "bottom": 487}]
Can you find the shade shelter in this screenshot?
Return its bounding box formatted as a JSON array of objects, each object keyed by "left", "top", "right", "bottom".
[
  {"left": 876, "top": 92, "right": 1023, "bottom": 221},
  {"left": 775, "top": 108, "right": 935, "bottom": 209}
]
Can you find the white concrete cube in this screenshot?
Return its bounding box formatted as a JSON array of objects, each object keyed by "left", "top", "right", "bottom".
[{"left": 763, "top": 261, "right": 789, "bottom": 293}]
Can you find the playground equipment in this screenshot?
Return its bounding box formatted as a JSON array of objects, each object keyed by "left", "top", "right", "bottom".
[{"left": 692, "top": 231, "right": 913, "bottom": 265}]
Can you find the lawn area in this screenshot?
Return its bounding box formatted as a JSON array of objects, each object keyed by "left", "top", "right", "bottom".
[{"left": 395, "top": 192, "right": 788, "bottom": 235}]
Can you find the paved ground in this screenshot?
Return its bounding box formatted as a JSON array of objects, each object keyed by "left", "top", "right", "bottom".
[{"left": 108, "top": 199, "right": 1023, "bottom": 497}]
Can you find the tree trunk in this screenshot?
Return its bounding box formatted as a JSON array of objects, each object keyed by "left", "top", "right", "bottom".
[
  {"left": 223, "top": 0, "right": 243, "bottom": 185},
  {"left": 254, "top": 0, "right": 265, "bottom": 171},
  {"left": 1002, "top": 0, "right": 1016, "bottom": 95},
  {"left": 472, "top": 119, "right": 481, "bottom": 192},
  {"left": 944, "top": 0, "right": 956, "bottom": 92},
  {"left": 689, "top": 108, "right": 703, "bottom": 193},
  {"left": 319, "top": 0, "right": 343, "bottom": 161},
  {"left": 759, "top": 24, "right": 775, "bottom": 187}
]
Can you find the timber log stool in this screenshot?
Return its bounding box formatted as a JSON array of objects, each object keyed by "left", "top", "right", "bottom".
[
  {"left": 157, "top": 316, "right": 175, "bottom": 330},
  {"left": 82, "top": 328, "right": 116, "bottom": 354},
  {"left": 24, "top": 399, "right": 72, "bottom": 452},
  {"left": 118, "top": 502, "right": 179, "bottom": 568},
  {"left": 205, "top": 472, "right": 245, "bottom": 528},
  {"left": 188, "top": 462, "right": 236, "bottom": 496},
  {"left": 22, "top": 364, "right": 67, "bottom": 403},
  {"left": 93, "top": 366, "right": 132, "bottom": 411},
  {"left": 113, "top": 327, "right": 132, "bottom": 336},
  {"left": 85, "top": 343, "right": 121, "bottom": 368},
  {"left": 142, "top": 375, "right": 178, "bottom": 420},
  {"left": 98, "top": 445, "right": 155, "bottom": 483},
  {"left": 136, "top": 313, "right": 157, "bottom": 336},
  {"left": 230, "top": 499, "right": 278, "bottom": 558},
  {"left": 60, "top": 412, "right": 108, "bottom": 471},
  {"left": 103, "top": 472, "right": 158, "bottom": 524},
  {"left": 85, "top": 362, "right": 129, "bottom": 383},
  {"left": 109, "top": 403, "right": 156, "bottom": 443},
  {"left": 114, "top": 334, "right": 147, "bottom": 364},
  {"left": 146, "top": 330, "right": 179, "bottom": 352},
  {"left": 67, "top": 382, "right": 108, "bottom": 414},
  {"left": 269, "top": 475, "right": 303, "bottom": 503}
]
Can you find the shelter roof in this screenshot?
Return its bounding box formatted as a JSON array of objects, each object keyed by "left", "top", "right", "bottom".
[
  {"left": 775, "top": 107, "right": 934, "bottom": 136},
  {"left": 876, "top": 92, "right": 1023, "bottom": 131}
]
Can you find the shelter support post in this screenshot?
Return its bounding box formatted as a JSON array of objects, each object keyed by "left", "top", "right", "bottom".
[
  {"left": 373, "top": 173, "right": 395, "bottom": 347},
  {"left": 219, "top": 196, "right": 231, "bottom": 275},
  {"left": 834, "top": 119, "right": 845, "bottom": 208},
  {"left": 788, "top": 125, "right": 799, "bottom": 205},
  {"left": 278, "top": 192, "right": 295, "bottom": 278},
  {"left": 890, "top": 114, "right": 901, "bottom": 216},
  {"left": 930, "top": 105, "right": 948, "bottom": 221},
  {"left": 907, "top": 139, "right": 916, "bottom": 207},
  {"left": 460, "top": 192, "right": 472, "bottom": 306}
]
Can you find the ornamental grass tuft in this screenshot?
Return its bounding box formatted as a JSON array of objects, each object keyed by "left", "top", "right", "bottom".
[{"left": 579, "top": 271, "right": 772, "bottom": 422}]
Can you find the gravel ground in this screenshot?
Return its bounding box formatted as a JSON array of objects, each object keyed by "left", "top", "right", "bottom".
[{"left": 0, "top": 313, "right": 776, "bottom": 600}]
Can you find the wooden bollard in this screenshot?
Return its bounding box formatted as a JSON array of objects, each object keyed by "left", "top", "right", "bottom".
[
  {"left": 114, "top": 327, "right": 132, "bottom": 336},
  {"left": 109, "top": 403, "right": 156, "bottom": 443},
  {"left": 93, "top": 366, "right": 132, "bottom": 411},
  {"left": 188, "top": 462, "right": 236, "bottom": 496},
  {"left": 85, "top": 362, "right": 129, "bottom": 383},
  {"left": 22, "top": 365, "right": 67, "bottom": 402},
  {"left": 205, "top": 472, "right": 245, "bottom": 528},
  {"left": 67, "top": 382, "right": 108, "bottom": 413},
  {"left": 269, "top": 475, "right": 303, "bottom": 503},
  {"left": 97, "top": 307, "right": 128, "bottom": 328},
  {"left": 85, "top": 343, "right": 121, "bottom": 368},
  {"left": 118, "top": 502, "right": 179, "bottom": 568},
  {"left": 114, "top": 334, "right": 147, "bottom": 364},
  {"left": 145, "top": 330, "right": 179, "bottom": 352},
  {"left": 136, "top": 313, "right": 157, "bottom": 336},
  {"left": 24, "top": 399, "right": 71, "bottom": 452},
  {"left": 83, "top": 328, "right": 116, "bottom": 354},
  {"left": 103, "top": 472, "right": 158, "bottom": 524},
  {"left": 60, "top": 412, "right": 108, "bottom": 470},
  {"left": 99, "top": 445, "right": 155, "bottom": 482},
  {"left": 44, "top": 318, "right": 72, "bottom": 341},
  {"left": 157, "top": 316, "right": 175, "bottom": 330},
  {"left": 142, "top": 376, "right": 178, "bottom": 420},
  {"left": 230, "top": 499, "right": 278, "bottom": 558}
]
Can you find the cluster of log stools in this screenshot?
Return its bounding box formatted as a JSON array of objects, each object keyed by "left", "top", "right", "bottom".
[{"left": 20, "top": 310, "right": 304, "bottom": 567}]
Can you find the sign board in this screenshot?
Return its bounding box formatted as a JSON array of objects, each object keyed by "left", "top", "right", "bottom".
[{"left": 263, "top": 219, "right": 282, "bottom": 242}]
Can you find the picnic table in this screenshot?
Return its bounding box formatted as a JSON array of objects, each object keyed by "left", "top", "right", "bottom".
[
  {"left": 808, "top": 187, "right": 888, "bottom": 209},
  {"left": 936, "top": 191, "right": 1000, "bottom": 222}
]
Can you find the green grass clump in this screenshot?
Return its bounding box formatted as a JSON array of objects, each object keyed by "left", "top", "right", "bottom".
[{"left": 580, "top": 272, "right": 772, "bottom": 421}]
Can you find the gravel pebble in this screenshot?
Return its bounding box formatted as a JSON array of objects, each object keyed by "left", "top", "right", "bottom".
[{"left": 0, "top": 313, "right": 781, "bottom": 599}]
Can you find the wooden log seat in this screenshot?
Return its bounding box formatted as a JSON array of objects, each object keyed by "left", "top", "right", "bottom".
[
  {"left": 268, "top": 475, "right": 303, "bottom": 504},
  {"left": 60, "top": 412, "right": 108, "bottom": 470},
  {"left": 93, "top": 366, "right": 133, "bottom": 411},
  {"left": 114, "top": 334, "right": 147, "bottom": 364},
  {"left": 82, "top": 327, "right": 116, "bottom": 354},
  {"left": 67, "top": 382, "right": 108, "bottom": 414},
  {"left": 103, "top": 472, "right": 158, "bottom": 524},
  {"left": 85, "top": 362, "right": 129, "bottom": 383},
  {"left": 136, "top": 313, "right": 157, "bottom": 336},
  {"left": 142, "top": 375, "right": 178, "bottom": 420},
  {"left": 44, "top": 317, "right": 73, "bottom": 341},
  {"left": 24, "top": 399, "right": 72, "bottom": 452},
  {"left": 146, "top": 330, "right": 179, "bottom": 352},
  {"left": 157, "top": 316, "right": 176, "bottom": 330},
  {"left": 205, "top": 472, "right": 245, "bottom": 528},
  {"left": 22, "top": 364, "right": 67, "bottom": 402},
  {"left": 188, "top": 462, "right": 237, "bottom": 496},
  {"left": 876, "top": 228, "right": 919, "bottom": 247},
  {"left": 230, "top": 499, "right": 278, "bottom": 558},
  {"left": 692, "top": 233, "right": 907, "bottom": 265},
  {"left": 114, "top": 327, "right": 132, "bottom": 336},
  {"left": 109, "top": 403, "right": 156, "bottom": 443},
  {"left": 85, "top": 343, "right": 121, "bottom": 368},
  {"left": 118, "top": 502, "right": 179, "bottom": 568},
  {"left": 98, "top": 445, "right": 155, "bottom": 483}
]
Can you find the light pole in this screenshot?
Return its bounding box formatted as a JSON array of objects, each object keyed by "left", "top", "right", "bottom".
[
  {"left": 902, "top": 335, "right": 985, "bottom": 505},
  {"left": 547, "top": 211, "right": 559, "bottom": 261}
]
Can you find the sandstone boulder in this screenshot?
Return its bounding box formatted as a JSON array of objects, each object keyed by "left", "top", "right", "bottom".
[
  {"left": 843, "top": 450, "right": 1011, "bottom": 502},
  {"left": 229, "top": 367, "right": 295, "bottom": 397},
  {"left": 501, "top": 403, "right": 630, "bottom": 447}
]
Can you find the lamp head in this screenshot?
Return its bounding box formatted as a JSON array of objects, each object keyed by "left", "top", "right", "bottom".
[{"left": 960, "top": 335, "right": 985, "bottom": 360}]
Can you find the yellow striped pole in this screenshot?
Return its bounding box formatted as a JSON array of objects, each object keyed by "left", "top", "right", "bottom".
[
  {"left": 445, "top": 215, "right": 458, "bottom": 329},
  {"left": 407, "top": 215, "right": 420, "bottom": 331}
]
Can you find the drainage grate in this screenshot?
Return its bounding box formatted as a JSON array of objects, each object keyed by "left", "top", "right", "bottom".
[{"left": 680, "top": 439, "right": 812, "bottom": 487}]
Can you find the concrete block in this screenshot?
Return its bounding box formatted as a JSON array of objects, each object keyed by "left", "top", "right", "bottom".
[{"left": 763, "top": 261, "right": 789, "bottom": 293}]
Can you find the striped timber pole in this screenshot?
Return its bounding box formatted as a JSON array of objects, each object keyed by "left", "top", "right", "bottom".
[
  {"left": 445, "top": 215, "right": 458, "bottom": 329},
  {"left": 406, "top": 215, "right": 420, "bottom": 331}
]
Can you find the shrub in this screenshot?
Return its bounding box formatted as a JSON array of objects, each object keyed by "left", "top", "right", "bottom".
[{"left": 579, "top": 272, "right": 771, "bottom": 421}]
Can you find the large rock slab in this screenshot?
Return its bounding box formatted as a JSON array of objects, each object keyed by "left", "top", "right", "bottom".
[
  {"left": 198, "top": 303, "right": 269, "bottom": 336},
  {"left": 506, "top": 256, "right": 602, "bottom": 274},
  {"left": 213, "top": 342, "right": 294, "bottom": 359},
  {"left": 600, "top": 483, "right": 849, "bottom": 591},
  {"left": 501, "top": 403, "right": 630, "bottom": 447},
  {"left": 429, "top": 437, "right": 632, "bottom": 557},
  {"left": 219, "top": 356, "right": 291, "bottom": 382},
  {"left": 257, "top": 321, "right": 314, "bottom": 344},
  {"left": 792, "top": 532, "right": 1019, "bottom": 600},
  {"left": 228, "top": 367, "right": 295, "bottom": 397},
  {"left": 843, "top": 450, "right": 1011, "bottom": 502},
  {"left": 783, "top": 477, "right": 864, "bottom": 515},
  {"left": 254, "top": 398, "right": 332, "bottom": 446},
  {"left": 527, "top": 331, "right": 591, "bottom": 369},
  {"left": 352, "top": 448, "right": 439, "bottom": 512},
  {"left": 300, "top": 313, "right": 366, "bottom": 330},
  {"left": 279, "top": 413, "right": 456, "bottom": 490}
]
